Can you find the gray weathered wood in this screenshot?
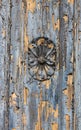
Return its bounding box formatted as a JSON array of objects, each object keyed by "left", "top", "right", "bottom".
[{"left": 0, "top": 0, "right": 80, "bottom": 130}]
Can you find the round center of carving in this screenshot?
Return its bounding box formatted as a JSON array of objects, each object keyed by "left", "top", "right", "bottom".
[{"left": 38, "top": 56, "right": 45, "bottom": 65}]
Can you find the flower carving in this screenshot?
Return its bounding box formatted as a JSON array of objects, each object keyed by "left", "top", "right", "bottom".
[{"left": 28, "top": 37, "right": 57, "bottom": 81}]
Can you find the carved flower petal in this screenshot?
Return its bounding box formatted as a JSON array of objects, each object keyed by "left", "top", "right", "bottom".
[
  {"left": 28, "top": 60, "right": 38, "bottom": 67},
  {"left": 28, "top": 57, "right": 37, "bottom": 63},
  {"left": 28, "top": 47, "right": 38, "bottom": 58},
  {"left": 46, "top": 56, "right": 56, "bottom": 66},
  {"left": 36, "top": 67, "right": 47, "bottom": 80},
  {"left": 45, "top": 65, "right": 54, "bottom": 76}
]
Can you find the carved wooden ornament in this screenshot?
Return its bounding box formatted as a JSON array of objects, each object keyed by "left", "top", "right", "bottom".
[{"left": 28, "top": 37, "right": 56, "bottom": 81}]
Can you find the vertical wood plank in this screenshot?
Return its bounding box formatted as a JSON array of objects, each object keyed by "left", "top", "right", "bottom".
[
  {"left": 0, "top": 0, "right": 11, "bottom": 129},
  {"left": 59, "top": 0, "right": 74, "bottom": 129},
  {"left": 24, "top": 0, "right": 60, "bottom": 130},
  {"left": 74, "top": 0, "right": 81, "bottom": 129},
  {"left": 9, "top": 0, "right": 25, "bottom": 130}
]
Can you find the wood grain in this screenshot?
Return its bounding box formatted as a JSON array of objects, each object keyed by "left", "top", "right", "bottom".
[{"left": 0, "top": 0, "right": 80, "bottom": 130}]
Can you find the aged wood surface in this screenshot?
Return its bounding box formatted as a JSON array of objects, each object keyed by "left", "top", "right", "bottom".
[{"left": 0, "top": 0, "right": 80, "bottom": 130}]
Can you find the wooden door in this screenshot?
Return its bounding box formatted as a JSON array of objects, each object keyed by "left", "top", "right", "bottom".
[{"left": 0, "top": 0, "right": 80, "bottom": 130}]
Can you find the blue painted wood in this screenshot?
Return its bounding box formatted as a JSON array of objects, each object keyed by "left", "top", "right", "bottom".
[{"left": 0, "top": 0, "right": 78, "bottom": 130}]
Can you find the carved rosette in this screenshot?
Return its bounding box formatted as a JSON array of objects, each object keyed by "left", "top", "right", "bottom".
[{"left": 28, "top": 37, "right": 57, "bottom": 81}]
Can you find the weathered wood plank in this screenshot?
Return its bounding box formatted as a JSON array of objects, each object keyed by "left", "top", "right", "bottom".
[
  {"left": 74, "top": 0, "right": 81, "bottom": 129},
  {"left": 0, "top": 0, "right": 79, "bottom": 130},
  {"left": 0, "top": 0, "right": 11, "bottom": 129},
  {"left": 59, "top": 0, "right": 74, "bottom": 130},
  {"left": 9, "top": 0, "right": 25, "bottom": 130},
  {"left": 23, "top": 0, "right": 60, "bottom": 130}
]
